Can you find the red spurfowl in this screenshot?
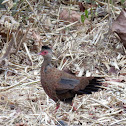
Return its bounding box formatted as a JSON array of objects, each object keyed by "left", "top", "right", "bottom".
[{"left": 39, "top": 46, "right": 103, "bottom": 109}]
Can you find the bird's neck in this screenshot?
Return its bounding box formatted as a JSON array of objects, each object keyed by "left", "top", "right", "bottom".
[{"left": 42, "top": 56, "right": 52, "bottom": 70}]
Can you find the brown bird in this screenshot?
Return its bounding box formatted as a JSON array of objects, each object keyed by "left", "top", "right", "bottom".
[{"left": 39, "top": 46, "right": 103, "bottom": 109}]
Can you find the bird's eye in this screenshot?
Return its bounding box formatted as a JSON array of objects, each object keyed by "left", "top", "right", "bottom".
[{"left": 42, "top": 51, "right": 48, "bottom": 55}]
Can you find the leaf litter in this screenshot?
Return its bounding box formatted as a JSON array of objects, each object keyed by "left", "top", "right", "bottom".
[{"left": 0, "top": 0, "right": 126, "bottom": 126}]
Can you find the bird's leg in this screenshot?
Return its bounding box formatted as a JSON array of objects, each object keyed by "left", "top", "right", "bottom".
[
  {"left": 56, "top": 103, "right": 60, "bottom": 110},
  {"left": 55, "top": 100, "right": 60, "bottom": 112}
]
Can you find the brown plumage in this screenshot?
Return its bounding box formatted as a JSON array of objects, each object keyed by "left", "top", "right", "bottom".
[{"left": 40, "top": 46, "right": 103, "bottom": 107}]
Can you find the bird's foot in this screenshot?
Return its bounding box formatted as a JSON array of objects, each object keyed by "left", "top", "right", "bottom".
[
  {"left": 71, "top": 103, "right": 77, "bottom": 112},
  {"left": 72, "top": 106, "right": 77, "bottom": 111},
  {"left": 56, "top": 104, "right": 60, "bottom": 110}
]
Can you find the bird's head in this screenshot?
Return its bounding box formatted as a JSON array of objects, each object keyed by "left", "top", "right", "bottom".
[{"left": 39, "top": 46, "right": 52, "bottom": 59}]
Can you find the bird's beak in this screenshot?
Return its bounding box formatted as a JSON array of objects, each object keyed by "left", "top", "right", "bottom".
[{"left": 38, "top": 52, "right": 42, "bottom": 55}]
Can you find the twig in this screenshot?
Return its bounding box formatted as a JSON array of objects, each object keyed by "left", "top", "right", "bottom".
[
  {"left": 0, "top": 33, "right": 16, "bottom": 67},
  {"left": 23, "top": 43, "right": 33, "bottom": 65},
  {"left": 15, "top": 26, "right": 31, "bottom": 54},
  {"left": 1, "top": 33, "right": 16, "bottom": 59},
  {"left": 0, "top": 78, "right": 39, "bottom": 92},
  {"left": 90, "top": 98, "right": 110, "bottom": 109},
  {"left": 110, "top": 118, "right": 126, "bottom": 126},
  {"left": 95, "top": 0, "right": 120, "bottom": 11},
  {"left": 24, "top": 0, "right": 48, "bottom": 38}
]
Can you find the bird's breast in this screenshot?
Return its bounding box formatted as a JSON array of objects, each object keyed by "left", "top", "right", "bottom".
[{"left": 41, "top": 66, "right": 61, "bottom": 101}]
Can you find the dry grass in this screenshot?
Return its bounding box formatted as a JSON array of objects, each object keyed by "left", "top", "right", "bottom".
[{"left": 0, "top": 0, "right": 126, "bottom": 126}]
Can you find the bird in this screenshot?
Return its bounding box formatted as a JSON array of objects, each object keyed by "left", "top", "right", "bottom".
[{"left": 39, "top": 46, "right": 104, "bottom": 110}]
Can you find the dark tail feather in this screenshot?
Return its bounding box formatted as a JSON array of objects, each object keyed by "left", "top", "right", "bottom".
[{"left": 77, "top": 77, "right": 104, "bottom": 94}]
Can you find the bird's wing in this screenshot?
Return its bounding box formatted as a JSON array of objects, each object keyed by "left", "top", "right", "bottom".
[{"left": 57, "top": 77, "right": 80, "bottom": 90}]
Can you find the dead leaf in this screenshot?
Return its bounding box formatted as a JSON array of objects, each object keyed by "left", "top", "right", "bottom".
[
  {"left": 59, "top": 9, "right": 90, "bottom": 26},
  {"left": 2, "top": 0, "right": 14, "bottom": 10},
  {"left": 63, "top": 67, "right": 75, "bottom": 75},
  {"left": 108, "top": 66, "right": 119, "bottom": 75},
  {"left": 0, "top": 15, "right": 19, "bottom": 30},
  {"left": 59, "top": 9, "right": 81, "bottom": 23},
  {"left": 78, "top": 2, "right": 97, "bottom": 12},
  {"left": 57, "top": 120, "right": 68, "bottom": 126},
  {"left": 112, "top": 9, "right": 126, "bottom": 48},
  {"left": 78, "top": 2, "right": 85, "bottom": 12},
  {"left": 0, "top": 94, "right": 8, "bottom": 105},
  {"left": 120, "top": 73, "right": 126, "bottom": 76},
  {"left": 105, "top": 75, "right": 126, "bottom": 82},
  {"left": 15, "top": 123, "right": 28, "bottom": 126},
  {"left": 29, "top": 30, "right": 43, "bottom": 52}
]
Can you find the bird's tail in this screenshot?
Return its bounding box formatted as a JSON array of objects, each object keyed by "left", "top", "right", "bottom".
[{"left": 77, "top": 77, "right": 104, "bottom": 94}]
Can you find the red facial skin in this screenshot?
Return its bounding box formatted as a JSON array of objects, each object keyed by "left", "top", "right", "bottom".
[{"left": 39, "top": 50, "right": 48, "bottom": 56}]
